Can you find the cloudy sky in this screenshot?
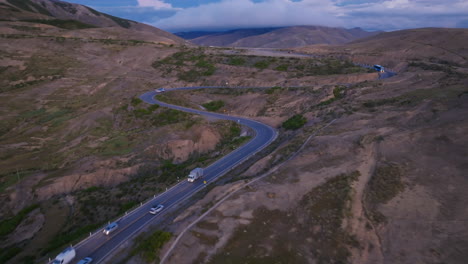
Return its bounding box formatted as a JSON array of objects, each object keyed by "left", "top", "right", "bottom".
[{"left": 68, "top": 0, "right": 468, "bottom": 32}]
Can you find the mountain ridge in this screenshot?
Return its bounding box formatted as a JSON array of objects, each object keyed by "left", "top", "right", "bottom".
[
  {"left": 0, "top": 0, "right": 186, "bottom": 44},
  {"left": 176, "top": 25, "right": 382, "bottom": 48}
]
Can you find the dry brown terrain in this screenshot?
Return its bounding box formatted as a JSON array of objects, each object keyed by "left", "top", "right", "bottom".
[
  {"left": 150, "top": 30, "right": 468, "bottom": 264},
  {"left": 1, "top": 2, "right": 467, "bottom": 263},
  {"left": 0, "top": 1, "right": 377, "bottom": 263}
]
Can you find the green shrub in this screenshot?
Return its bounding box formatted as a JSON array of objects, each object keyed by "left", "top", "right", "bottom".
[
  {"left": 333, "top": 85, "right": 346, "bottom": 99},
  {"left": 131, "top": 97, "right": 142, "bottom": 106},
  {"left": 228, "top": 57, "right": 246, "bottom": 66},
  {"left": 282, "top": 114, "right": 307, "bottom": 130},
  {"left": 275, "top": 64, "right": 288, "bottom": 71},
  {"left": 265, "top": 86, "right": 282, "bottom": 94},
  {"left": 202, "top": 100, "right": 225, "bottom": 111},
  {"left": 254, "top": 60, "right": 270, "bottom": 69},
  {"left": 152, "top": 109, "right": 190, "bottom": 126}
]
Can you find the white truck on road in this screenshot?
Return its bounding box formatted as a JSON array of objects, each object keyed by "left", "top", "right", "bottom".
[
  {"left": 187, "top": 168, "right": 204, "bottom": 182},
  {"left": 52, "top": 247, "right": 75, "bottom": 264}
]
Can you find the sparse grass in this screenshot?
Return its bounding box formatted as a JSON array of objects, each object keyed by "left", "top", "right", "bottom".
[
  {"left": 298, "top": 171, "right": 361, "bottom": 263},
  {"left": 365, "top": 164, "right": 404, "bottom": 225},
  {"left": 97, "top": 135, "right": 132, "bottom": 157},
  {"left": 131, "top": 230, "right": 172, "bottom": 263},
  {"left": 202, "top": 100, "right": 225, "bottom": 111},
  {"left": 0, "top": 170, "right": 34, "bottom": 193},
  {"left": 23, "top": 19, "right": 96, "bottom": 30},
  {"left": 209, "top": 165, "right": 360, "bottom": 263},
  {"left": 196, "top": 221, "right": 219, "bottom": 231},
  {"left": 191, "top": 231, "right": 219, "bottom": 246},
  {"left": 366, "top": 165, "right": 404, "bottom": 204}
]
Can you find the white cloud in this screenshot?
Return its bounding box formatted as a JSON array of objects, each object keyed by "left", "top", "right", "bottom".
[
  {"left": 155, "top": 0, "right": 343, "bottom": 31},
  {"left": 147, "top": 0, "right": 468, "bottom": 31},
  {"left": 137, "top": 0, "right": 174, "bottom": 10}
]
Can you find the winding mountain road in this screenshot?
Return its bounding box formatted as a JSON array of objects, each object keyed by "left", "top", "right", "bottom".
[
  {"left": 66, "top": 62, "right": 395, "bottom": 264},
  {"left": 71, "top": 87, "right": 278, "bottom": 264}
]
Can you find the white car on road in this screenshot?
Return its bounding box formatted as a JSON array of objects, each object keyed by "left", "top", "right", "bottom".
[
  {"left": 103, "top": 222, "right": 118, "bottom": 235},
  {"left": 149, "top": 204, "right": 164, "bottom": 214}
]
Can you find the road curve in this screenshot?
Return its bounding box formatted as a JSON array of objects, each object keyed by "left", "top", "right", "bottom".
[
  {"left": 65, "top": 63, "right": 395, "bottom": 264},
  {"left": 71, "top": 87, "right": 277, "bottom": 264}
]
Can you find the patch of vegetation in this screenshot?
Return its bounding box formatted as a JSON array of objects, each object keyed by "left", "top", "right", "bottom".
[
  {"left": 102, "top": 13, "right": 133, "bottom": 28},
  {"left": 131, "top": 97, "right": 142, "bottom": 106},
  {"left": 1, "top": 54, "right": 76, "bottom": 93},
  {"left": 208, "top": 208, "right": 307, "bottom": 264},
  {"left": 366, "top": 165, "right": 404, "bottom": 204},
  {"left": 133, "top": 104, "right": 159, "bottom": 118},
  {"left": 0, "top": 203, "right": 39, "bottom": 237},
  {"left": 202, "top": 100, "right": 225, "bottom": 111},
  {"left": 254, "top": 60, "right": 270, "bottom": 69},
  {"left": 299, "top": 171, "right": 361, "bottom": 263},
  {"left": 191, "top": 230, "right": 219, "bottom": 246},
  {"left": 227, "top": 57, "right": 246, "bottom": 66},
  {"left": 265, "top": 86, "right": 283, "bottom": 94},
  {"left": 99, "top": 135, "right": 132, "bottom": 157},
  {"left": 84, "top": 6, "right": 102, "bottom": 16},
  {"left": 275, "top": 64, "right": 289, "bottom": 71},
  {"left": 23, "top": 19, "right": 96, "bottom": 30},
  {"left": 152, "top": 109, "right": 191, "bottom": 127},
  {"left": 0, "top": 170, "right": 35, "bottom": 193},
  {"left": 317, "top": 85, "right": 347, "bottom": 107},
  {"left": 365, "top": 164, "right": 404, "bottom": 225},
  {"left": 409, "top": 61, "right": 458, "bottom": 75},
  {"left": 131, "top": 230, "right": 172, "bottom": 263},
  {"left": 0, "top": 246, "right": 21, "bottom": 264},
  {"left": 282, "top": 114, "right": 307, "bottom": 130},
  {"left": 333, "top": 85, "right": 346, "bottom": 99},
  {"left": 152, "top": 48, "right": 217, "bottom": 82},
  {"left": 6, "top": 0, "right": 51, "bottom": 16},
  {"left": 210, "top": 170, "right": 360, "bottom": 264},
  {"left": 52, "top": 1, "right": 77, "bottom": 14}
]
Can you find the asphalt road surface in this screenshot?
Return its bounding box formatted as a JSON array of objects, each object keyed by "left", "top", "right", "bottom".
[{"left": 69, "top": 87, "right": 278, "bottom": 264}]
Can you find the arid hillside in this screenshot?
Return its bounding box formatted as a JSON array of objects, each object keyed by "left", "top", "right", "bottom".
[
  {"left": 136, "top": 29, "right": 468, "bottom": 264},
  {"left": 0, "top": 2, "right": 382, "bottom": 263},
  {"left": 296, "top": 28, "right": 468, "bottom": 71},
  {"left": 179, "top": 26, "right": 380, "bottom": 48}
]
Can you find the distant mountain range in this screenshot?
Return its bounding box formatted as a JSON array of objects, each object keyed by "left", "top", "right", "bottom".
[{"left": 175, "top": 26, "right": 382, "bottom": 48}]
